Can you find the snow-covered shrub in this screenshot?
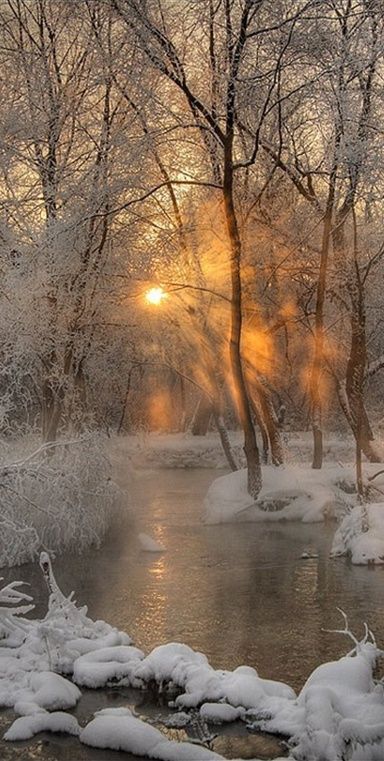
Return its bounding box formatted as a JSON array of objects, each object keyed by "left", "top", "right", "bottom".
[
  {"left": 331, "top": 503, "right": 384, "bottom": 565},
  {"left": 0, "top": 434, "right": 121, "bottom": 567},
  {"left": 0, "top": 578, "right": 34, "bottom": 640}
]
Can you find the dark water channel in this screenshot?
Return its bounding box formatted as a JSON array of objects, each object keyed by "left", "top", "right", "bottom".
[{"left": 2, "top": 467, "right": 384, "bottom": 760}]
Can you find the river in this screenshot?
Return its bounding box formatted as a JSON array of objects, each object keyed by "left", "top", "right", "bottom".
[{"left": 1, "top": 467, "right": 384, "bottom": 760}]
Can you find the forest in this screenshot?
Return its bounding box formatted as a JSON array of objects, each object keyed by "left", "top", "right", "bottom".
[{"left": 1, "top": 0, "right": 383, "bottom": 469}]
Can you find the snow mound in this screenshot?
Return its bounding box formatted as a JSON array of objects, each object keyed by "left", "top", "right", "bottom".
[
  {"left": 80, "top": 706, "right": 223, "bottom": 759},
  {"left": 139, "top": 532, "right": 166, "bottom": 552},
  {"left": 204, "top": 464, "right": 355, "bottom": 524},
  {"left": 250, "top": 615, "right": 384, "bottom": 761},
  {"left": 21, "top": 671, "right": 81, "bottom": 711},
  {"left": 5, "top": 710, "right": 80, "bottom": 741},
  {"left": 199, "top": 702, "right": 245, "bottom": 723},
  {"left": 134, "top": 644, "right": 295, "bottom": 710},
  {"left": 0, "top": 554, "right": 132, "bottom": 715},
  {"left": 332, "top": 503, "right": 384, "bottom": 564},
  {"left": 73, "top": 645, "right": 145, "bottom": 688}
]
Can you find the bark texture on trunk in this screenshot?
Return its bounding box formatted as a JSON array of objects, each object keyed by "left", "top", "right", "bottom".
[
  {"left": 212, "top": 410, "right": 238, "bottom": 471},
  {"left": 190, "top": 395, "right": 213, "bottom": 436},
  {"left": 223, "top": 138, "right": 261, "bottom": 498}
]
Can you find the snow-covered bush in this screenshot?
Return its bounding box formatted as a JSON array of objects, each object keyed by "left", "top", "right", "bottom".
[
  {"left": 331, "top": 503, "right": 384, "bottom": 565},
  {"left": 0, "top": 578, "right": 34, "bottom": 640},
  {"left": 0, "top": 434, "right": 121, "bottom": 567}
]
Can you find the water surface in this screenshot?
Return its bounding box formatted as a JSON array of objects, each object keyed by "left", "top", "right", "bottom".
[{"left": 2, "top": 467, "right": 384, "bottom": 759}]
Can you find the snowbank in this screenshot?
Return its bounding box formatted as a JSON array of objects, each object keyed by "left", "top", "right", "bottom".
[
  {"left": 4, "top": 711, "right": 80, "bottom": 741},
  {"left": 0, "top": 555, "right": 131, "bottom": 715},
  {"left": 204, "top": 464, "right": 356, "bottom": 524},
  {"left": 73, "top": 645, "right": 145, "bottom": 688},
  {"left": 130, "top": 644, "right": 295, "bottom": 710},
  {"left": 110, "top": 431, "right": 371, "bottom": 470},
  {"left": 331, "top": 503, "right": 384, "bottom": 564},
  {"left": 110, "top": 432, "right": 245, "bottom": 469},
  {"left": 251, "top": 626, "right": 384, "bottom": 761}
]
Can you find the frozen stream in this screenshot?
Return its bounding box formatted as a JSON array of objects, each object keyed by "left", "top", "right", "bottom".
[{"left": 2, "top": 467, "right": 384, "bottom": 760}]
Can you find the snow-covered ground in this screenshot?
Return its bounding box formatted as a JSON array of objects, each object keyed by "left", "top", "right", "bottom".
[
  {"left": 2, "top": 554, "right": 384, "bottom": 761},
  {"left": 111, "top": 430, "right": 372, "bottom": 470},
  {"left": 204, "top": 463, "right": 358, "bottom": 524}
]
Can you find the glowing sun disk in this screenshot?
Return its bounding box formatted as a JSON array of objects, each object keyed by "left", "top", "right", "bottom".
[{"left": 146, "top": 286, "right": 166, "bottom": 305}]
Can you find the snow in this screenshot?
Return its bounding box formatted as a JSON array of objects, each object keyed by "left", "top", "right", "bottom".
[
  {"left": 199, "top": 702, "right": 245, "bottom": 723},
  {"left": 3, "top": 552, "right": 384, "bottom": 761},
  {"left": 80, "top": 707, "right": 222, "bottom": 759},
  {"left": 204, "top": 464, "right": 356, "bottom": 524},
  {"left": 71, "top": 633, "right": 384, "bottom": 761},
  {"left": 73, "top": 645, "right": 145, "bottom": 688},
  {"left": 139, "top": 532, "right": 166, "bottom": 552},
  {"left": 110, "top": 431, "right": 368, "bottom": 470},
  {"left": 0, "top": 556, "right": 131, "bottom": 717},
  {"left": 4, "top": 710, "right": 80, "bottom": 741},
  {"left": 110, "top": 431, "right": 245, "bottom": 470},
  {"left": 0, "top": 434, "right": 121, "bottom": 567},
  {"left": 249, "top": 625, "right": 384, "bottom": 761},
  {"left": 18, "top": 671, "right": 81, "bottom": 711},
  {"left": 131, "top": 644, "right": 295, "bottom": 711},
  {"left": 332, "top": 503, "right": 384, "bottom": 564}
]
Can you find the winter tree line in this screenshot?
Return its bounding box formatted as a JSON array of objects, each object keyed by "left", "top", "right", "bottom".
[{"left": 1, "top": 0, "right": 384, "bottom": 498}]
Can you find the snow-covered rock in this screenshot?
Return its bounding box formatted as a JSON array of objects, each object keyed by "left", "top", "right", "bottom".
[
  {"left": 80, "top": 707, "right": 222, "bottom": 759},
  {"left": 138, "top": 532, "right": 166, "bottom": 552},
  {"left": 133, "top": 643, "right": 295, "bottom": 711},
  {"left": 199, "top": 702, "right": 245, "bottom": 723}
]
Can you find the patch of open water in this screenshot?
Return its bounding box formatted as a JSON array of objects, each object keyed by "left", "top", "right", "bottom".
[{"left": 2, "top": 467, "right": 384, "bottom": 759}]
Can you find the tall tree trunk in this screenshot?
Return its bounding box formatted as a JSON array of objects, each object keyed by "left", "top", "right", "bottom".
[
  {"left": 346, "top": 276, "right": 381, "bottom": 464},
  {"left": 334, "top": 376, "right": 380, "bottom": 462},
  {"left": 309, "top": 138, "right": 339, "bottom": 469},
  {"left": 250, "top": 399, "right": 269, "bottom": 463},
  {"left": 179, "top": 375, "right": 187, "bottom": 432},
  {"left": 223, "top": 139, "right": 261, "bottom": 498},
  {"left": 212, "top": 408, "right": 238, "bottom": 471},
  {"left": 252, "top": 377, "right": 284, "bottom": 465},
  {"left": 190, "top": 395, "right": 212, "bottom": 435}
]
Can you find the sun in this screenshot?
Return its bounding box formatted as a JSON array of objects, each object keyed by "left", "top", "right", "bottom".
[{"left": 145, "top": 286, "right": 166, "bottom": 305}]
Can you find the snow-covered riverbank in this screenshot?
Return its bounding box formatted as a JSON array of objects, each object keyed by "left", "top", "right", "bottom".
[
  {"left": 1, "top": 554, "right": 384, "bottom": 761},
  {"left": 110, "top": 430, "right": 375, "bottom": 470},
  {"left": 203, "top": 463, "right": 384, "bottom": 564}
]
